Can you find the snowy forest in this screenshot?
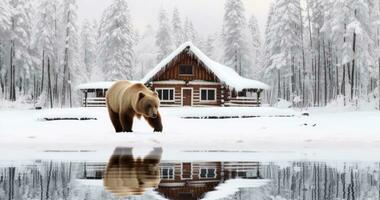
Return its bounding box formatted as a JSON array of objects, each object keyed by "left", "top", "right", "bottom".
[{"left": 0, "top": 0, "right": 379, "bottom": 108}]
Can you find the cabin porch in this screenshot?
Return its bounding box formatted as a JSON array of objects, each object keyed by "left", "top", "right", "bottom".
[{"left": 225, "top": 89, "right": 263, "bottom": 107}]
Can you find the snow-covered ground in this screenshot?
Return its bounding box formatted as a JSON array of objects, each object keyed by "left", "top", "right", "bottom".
[{"left": 1, "top": 106, "right": 380, "bottom": 162}]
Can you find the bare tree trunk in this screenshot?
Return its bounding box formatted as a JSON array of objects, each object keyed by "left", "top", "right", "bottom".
[
  {"left": 291, "top": 56, "right": 296, "bottom": 102},
  {"left": 278, "top": 69, "right": 281, "bottom": 99},
  {"left": 9, "top": 42, "right": 13, "bottom": 101},
  {"left": 45, "top": 161, "right": 53, "bottom": 200},
  {"left": 379, "top": 58, "right": 380, "bottom": 110},
  {"left": 61, "top": 10, "right": 71, "bottom": 107},
  {"left": 299, "top": 0, "right": 307, "bottom": 107},
  {"left": 47, "top": 58, "right": 53, "bottom": 108},
  {"left": 351, "top": 31, "right": 356, "bottom": 101},
  {"left": 317, "top": 39, "right": 321, "bottom": 107},
  {"left": 9, "top": 40, "right": 16, "bottom": 102},
  {"left": 323, "top": 38, "right": 328, "bottom": 106},
  {"left": 68, "top": 71, "right": 72, "bottom": 108},
  {"left": 307, "top": 0, "right": 314, "bottom": 106},
  {"left": 39, "top": 174, "right": 43, "bottom": 200},
  {"left": 41, "top": 50, "right": 45, "bottom": 96},
  {"left": 0, "top": 42, "right": 3, "bottom": 96},
  {"left": 336, "top": 57, "right": 340, "bottom": 97}
]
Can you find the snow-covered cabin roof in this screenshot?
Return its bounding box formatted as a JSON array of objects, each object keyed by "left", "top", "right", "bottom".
[
  {"left": 76, "top": 81, "right": 141, "bottom": 90},
  {"left": 76, "top": 81, "right": 115, "bottom": 90},
  {"left": 141, "top": 42, "right": 270, "bottom": 91}
]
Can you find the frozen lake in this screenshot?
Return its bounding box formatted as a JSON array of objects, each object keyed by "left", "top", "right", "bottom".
[
  {"left": 0, "top": 146, "right": 380, "bottom": 200},
  {"left": 2, "top": 107, "right": 380, "bottom": 199}
]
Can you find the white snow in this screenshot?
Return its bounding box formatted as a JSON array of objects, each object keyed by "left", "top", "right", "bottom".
[
  {"left": 141, "top": 41, "right": 270, "bottom": 91},
  {"left": 2, "top": 106, "right": 380, "bottom": 162},
  {"left": 202, "top": 179, "right": 270, "bottom": 200},
  {"left": 76, "top": 81, "right": 115, "bottom": 90},
  {"left": 76, "top": 80, "right": 142, "bottom": 90}
]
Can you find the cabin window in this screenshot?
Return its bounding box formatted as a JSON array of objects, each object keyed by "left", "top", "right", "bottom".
[
  {"left": 161, "top": 167, "right": 175, "bottom": 180},
  {"left": 200, "top": 88, "right": 216, "bottom": 102},
  {"left": 200, "top": 168, "right": 216, "bottom": 179},
  {"left": 179, "top": 64, "right": 193, "bottom": 75},
  {"left": 156, "top": 88, "right": 175, "bottom": 102}
]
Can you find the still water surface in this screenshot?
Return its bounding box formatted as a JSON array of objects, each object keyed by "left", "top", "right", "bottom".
[{"left": 0, "top": 147, "right": 379, "bottom": 200}]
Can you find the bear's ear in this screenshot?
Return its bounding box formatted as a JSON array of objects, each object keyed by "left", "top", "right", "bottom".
[
  {"left": 153, "top": 91, "right": 158, "bottom": 96},
  {"left": 138, "top": 92, "right": 145, "bottom": 101}
]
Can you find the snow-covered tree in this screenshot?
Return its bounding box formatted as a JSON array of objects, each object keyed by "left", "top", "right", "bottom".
[
  {"left": 34, "top": 0, "right": 61, "bottom": 106},
  {"left": 248, "top": 14, "right": 262, "bottom": 78},
  {"left": 223, "top": 0, "right": 250, "bottom": 76},
  {"left": 134, "top": 25, "right": 158, "bottom": 79},
  {"left": 263, "top": 0, "right": 303, "bottom": 103},
  {"left": 80, "top": 19, "right": 97, "bottom": 82},
  {"left": 156, "top": 9, "right": 173, "bottom": 62},
  {"left": 0, "top": 0, "right": 11, "bottom": 97},
  {"left": 9, "top": 0, "right": 37, "bottom": 101},
  {"left": 61, "top": 0, "right": 83, "bottom": 107},
  {"left": 183, "top": 18, "right": 196, "bottom": 42},
  {"left": 172, "top": 7, "right": 184, "bottom": 47},
  {"left": 98, "top": 0, "right": 135, "bottom": 81},
  {"left": 205, "top": 35, "right": 215, "bottom": 56}
]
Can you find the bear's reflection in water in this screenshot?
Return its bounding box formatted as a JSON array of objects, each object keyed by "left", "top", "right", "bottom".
[{"left": 103, "top": 147, "right": 162, "bottom": 198}]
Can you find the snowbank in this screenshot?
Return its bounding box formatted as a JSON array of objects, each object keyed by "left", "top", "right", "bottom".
[
  {"left": 35, "top": 107, "right": 300, "bottom": 121},
  {"left": 36, "top": 108, "right": 100, "bottom": 121},
  {"left": 163, "top": 107, "right": 300, "bottom": 118}
]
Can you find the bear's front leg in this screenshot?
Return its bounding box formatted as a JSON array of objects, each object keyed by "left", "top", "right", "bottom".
[
  {"left": 120, "top": 113, "right": 134, "bottom": 132},
  {"left": 144, "top": 112, "right": 163, "bottom": 132}
]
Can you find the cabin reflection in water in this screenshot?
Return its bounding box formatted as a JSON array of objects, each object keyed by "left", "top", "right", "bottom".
[
  {"left": 81, "top": 148, "right": 261, "bottom": 200},
  {"left": 157, "top": 161, "right": 261, "bottom": 200}
]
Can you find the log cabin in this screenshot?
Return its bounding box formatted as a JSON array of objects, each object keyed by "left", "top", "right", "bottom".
[
  {"left": 77, "top": 42, "right": 269, "bottom": 107},
  {"left": 142, "top": 42, "right": 269, "bottom": 107}
]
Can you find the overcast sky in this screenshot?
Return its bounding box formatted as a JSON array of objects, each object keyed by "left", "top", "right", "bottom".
[{"left": 77, "top": 0, "right": 273, "bottom": 38}]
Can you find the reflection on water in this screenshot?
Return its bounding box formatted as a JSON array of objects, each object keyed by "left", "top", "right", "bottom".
[
  {"left": 103, "top": 147, "right": 162, "bottom": 197},
  {"left": 0, "top": 150, "right": 380, "bottom": 200}
]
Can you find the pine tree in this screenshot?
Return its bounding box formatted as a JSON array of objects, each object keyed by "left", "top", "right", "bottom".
[
  {"left": 183, "top": 18, "right": 196, "bottom": 42},
  {"left": 172, "top": 7, "right": 184, "bottom": 47},
  {"left": 205, "top": 35, "right": 215, "bottom": 56},
  {"left": 223, "top": 0, "right": 250, "bottom": 76},
  {"left": 263, "top": 0, "right": 303, "bottom": 103},
  {"left": 248, "top": 14, "right": 262, "bottom": 78},
  {"left": 9, "top": 0, "right": 36, "bottom": 101},
  {"left": 373, "top": 0, "right": 380, "bottom": 109},
  {"left": 80, "top": 19, "right": 97, "bottom": 82},
  {"left": 156, "top": 9, "right": 173, "bottom": 62},
  {"left": 35, "top": 0, "right": 60, "bottom": 105},
  {"left": 98, "top": 0, "right": 135, "bottom": 81},
  {"left": 61, "top": 0, "right": 82, "bottom": 107},
  {"left": 0, "top": 0, "right": 11, "bottom": 97},
  {"left": 134, "top": 25, "right": 158, "bottom": 79}
]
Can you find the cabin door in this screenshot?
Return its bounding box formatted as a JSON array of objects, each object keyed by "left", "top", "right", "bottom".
[{"left": 182, "top": 88, "right": 192, "bottom": 106}]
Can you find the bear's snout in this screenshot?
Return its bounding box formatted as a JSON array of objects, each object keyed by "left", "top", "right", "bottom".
[{"left": 151, "top": 113, "right": 157, "bottom": 118}]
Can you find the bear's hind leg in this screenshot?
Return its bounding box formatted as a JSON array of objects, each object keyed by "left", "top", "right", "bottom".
[
  {"left": 120, "top": 113, "right": 134, "bottom": 132},
  {"left": 144, "top": 112, "right": 163, "bottom": 132},
  {"left": 108, "top": 109, "right": 122, "bottom": 133}
]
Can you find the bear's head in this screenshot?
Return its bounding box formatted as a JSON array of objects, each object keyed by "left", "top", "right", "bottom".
[{"left": 136, "top": 92, "right": 160, "bottom": 118}]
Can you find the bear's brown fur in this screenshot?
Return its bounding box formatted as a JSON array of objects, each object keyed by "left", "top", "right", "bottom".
[
  {"left": 106, "top": 80, "right": 163, "bottom": 133},
  {"left": 103, "top": 147, "right": 162, "bottom": 198}
]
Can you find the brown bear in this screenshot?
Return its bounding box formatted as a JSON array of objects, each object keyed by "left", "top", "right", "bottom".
[
  {"left": 106, "top": 80, "right": 163, "bottom": 133},
  {"left": 103, "top": 147, "right": 162, "bottom": 198}
]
